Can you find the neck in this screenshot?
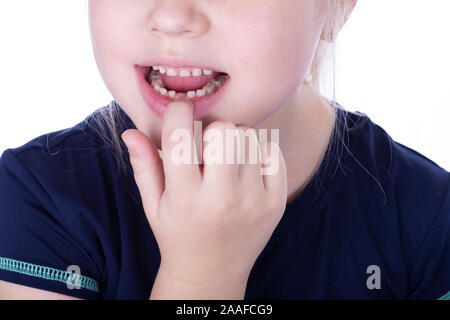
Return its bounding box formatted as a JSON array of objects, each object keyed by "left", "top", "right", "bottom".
[{"left": 255, "top": 83, "right": 337, "bottom": 204}]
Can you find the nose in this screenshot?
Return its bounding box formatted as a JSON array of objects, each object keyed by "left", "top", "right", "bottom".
[{"left": 147, "top": 0, "right": 208, "bottom": 38}]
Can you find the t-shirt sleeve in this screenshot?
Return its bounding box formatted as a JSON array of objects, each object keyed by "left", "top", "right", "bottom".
[
  {"left": 0, "top": 149, "right": 101, "bottom": 300},
  {"left": 407, "top": 171, "right": 450, "bottom": 300}
]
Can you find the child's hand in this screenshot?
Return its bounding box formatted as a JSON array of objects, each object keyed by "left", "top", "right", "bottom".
[{"left": 121, "top": 98, "right": 287, "bottom": 290}]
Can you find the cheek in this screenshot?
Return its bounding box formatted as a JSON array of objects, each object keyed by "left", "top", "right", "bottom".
[
  {"left": 90, "top": 2, "right": 137, "bottom": 65},
  {"left": 209, "top": 5, "right": 313, "bottom": 126},
  {"left": 90, "top": 19, "right": 136, "bottom": 96},
  {"left": 231, "top": 12, "right": 315, "bottom": 92},
  {"left": 219, "top": 31, "right": 313, "bottom": 126}
]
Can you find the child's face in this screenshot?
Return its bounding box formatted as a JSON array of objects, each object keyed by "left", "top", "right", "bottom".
[{"left": 89, "top": 0, "right": 328, "bottom": 146}]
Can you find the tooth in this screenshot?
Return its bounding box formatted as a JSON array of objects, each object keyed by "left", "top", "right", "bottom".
[
  {"left": 149, "top": 69, "right": 160, "bottom": 81},
  {"left": 151, "top": 79, "right": 164, "bottom": 87},
  {"left": 150, "top": 72, "right": 227, "bottom": 99},
  {"left": 159, "top": 66, "right": 166, "bottom": 74},
  {"left": 203, "top": 69, "right": 212, "bottom": 75},
  {"left": 179, "top": 70, "right": 191, "bottom": 77},
  {"left": 152, "top": 66, "right": 160, "bottom": 70},
  {"left": 196, "top": 89, "right": 206, "bottom": 97},
  {"left": 203, "top": 82, "right": 216, "bottom": 95},
  {"left": 166, "top": 68, "right": 177, "bottom": 76},
  {"left": 211, "top": 79, "right": 223, "bottom": 88},
  {"left": 192, "top": 68, "right": 202, "bottom": 77}
]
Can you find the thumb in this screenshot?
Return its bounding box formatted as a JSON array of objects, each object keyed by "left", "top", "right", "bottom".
[{"left": 121, "top": 129, "right": 164, "bottom": 222}]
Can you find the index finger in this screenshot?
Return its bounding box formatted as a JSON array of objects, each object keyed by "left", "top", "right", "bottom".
[{"left": 161, "top": 96, "right": 202, "bottom": 191}]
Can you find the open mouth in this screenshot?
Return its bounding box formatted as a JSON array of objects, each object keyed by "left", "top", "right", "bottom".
[
  {"left": 144, "top": 66, "right": 229, "bottom": 99},
  {"left": 136, "top": 65, "right": 231, "bottom": 119}
]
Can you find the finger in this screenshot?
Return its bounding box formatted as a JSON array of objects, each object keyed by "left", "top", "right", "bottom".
[
  {"left": 235, "top": 125, "right": 264, "bottom": 188},
  {"left": 161, "top": 94, "right": 202, "bottom": 192},
  {"left": 260, "top": 141, "right": 287, "bottom": 195},
  {"left": 202, "top": 121, "right": 239, "bottom": 184},
  {"left": 121, "top": 128, "right": 165, "bottom": 223}
]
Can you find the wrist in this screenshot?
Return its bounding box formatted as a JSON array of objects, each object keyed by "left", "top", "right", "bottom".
[{"left": 150, "top": 263, "right": 249, "bottom": 300}]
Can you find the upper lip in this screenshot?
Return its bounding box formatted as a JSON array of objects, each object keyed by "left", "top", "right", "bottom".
[{"left": 138, "top": 57, "right": 226, "bottom": 73}]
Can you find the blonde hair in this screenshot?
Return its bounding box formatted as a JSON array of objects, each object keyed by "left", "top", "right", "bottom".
[
  {"left": 306, "top": 0, "right": 346, "bottom": 100},
  {"left": 88, "top": 0, "right": 348, "bottom": 179}
]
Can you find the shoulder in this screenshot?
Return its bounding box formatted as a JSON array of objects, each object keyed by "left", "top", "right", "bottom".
[
  {"left": 0, "top": 102, "right": 131, "bottom": 181},
  {"left": 0, "top": 101, "right": 141, "bottom": 234},
  {"left": 337, "top": 106, "right": 450, "bottom": 209},
  {"left": 4, "top": 104, "right": 111, "bottom": 161},
  {"left": 0, "top": 102, "right": 129, "bottom": 248},
  {"left": 0, "top": 105, "right": 119, "bottom": 299},
  {"left": 0, "top": 102, "right": 138, "bottom": 299},
  {"left": 0, "top": 103, "right": 115, "bottom": 225},
  {"left": 0, "top": 112, "right": 93, "bottom": 203}
]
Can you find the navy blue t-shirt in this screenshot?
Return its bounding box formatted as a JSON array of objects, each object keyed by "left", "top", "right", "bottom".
[{"left": 0, "top": 101, "right": 449, "bottom": 300}]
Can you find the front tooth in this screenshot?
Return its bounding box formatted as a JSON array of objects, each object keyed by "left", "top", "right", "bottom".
[
  {"left": 203, "top": 69, "right": 213, "bottom": 75},
  {"left": 187, "top": 91, "right": 196, "bottom": 99},
  {"left": 166, "top": 68, "right": 177, "bottom": 76},
  {"left": 159, "top": 66, "right": 166, "bottom": 74},
  {"left": 196, "top": 89, "right": 206, "bottom": 97},
  {"left": 168, "top": 90, "right": 176, "bottom": 98},
  {"left": 152, "top": 66, "right": 160, "bottom": 70},
  {"left": 179, "top": 70, "right": 191, "bottom": 77},
  {"left": 192, "top": 68, "right": 202, "bottom": 77}
]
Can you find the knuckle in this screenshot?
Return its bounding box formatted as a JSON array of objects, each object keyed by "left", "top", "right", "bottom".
[
  {"left": 235, "top": 124, "right": 251, "bottom": 134},
  {"left": 203, "top": 121, "right": 239, "bottom": 164},
  {"left": 234, "top": 126, "right": 259, "bottom": 164},
  {"left": 259, "top": 140, "right": 270, "bottom": 150},
  {"left": 235, "top": 125, "right": 257, "bottom": 140},
  {"left": 235, "top": 124, "right": 249, "bottom": 130},
  {"left": 259, "top": 140, "right": 280, "bottom": 164},
  {"left": 237, "top": 127, "right": 259, "bottom": 149},
  {"left": 204, "top": 120, "right": 236, "bottom": 134}
]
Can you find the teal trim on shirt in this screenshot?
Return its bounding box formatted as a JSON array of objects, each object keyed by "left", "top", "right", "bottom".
[
  {"left": 0, "top": 256, "right": 99, "bottom": 293},
  {"left": 438, "top": 290, "right": 450, "bottom": 300}
]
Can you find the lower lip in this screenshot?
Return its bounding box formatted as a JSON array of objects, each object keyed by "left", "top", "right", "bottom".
[{"left": 135, "top": 65, "right": 231, "bottom": 120}]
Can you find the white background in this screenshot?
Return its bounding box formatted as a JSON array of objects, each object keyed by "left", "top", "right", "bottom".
[{"left": 0, "top": 0, "right": 449, "bottom": 170}]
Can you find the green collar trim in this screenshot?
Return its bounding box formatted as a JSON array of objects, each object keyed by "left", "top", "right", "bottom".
[
  {"left": 438, "top": 290, "right": 450, "bottom": 300},
  {"left": 0, "top": 256, "right": 99, "bottom": 293}
]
